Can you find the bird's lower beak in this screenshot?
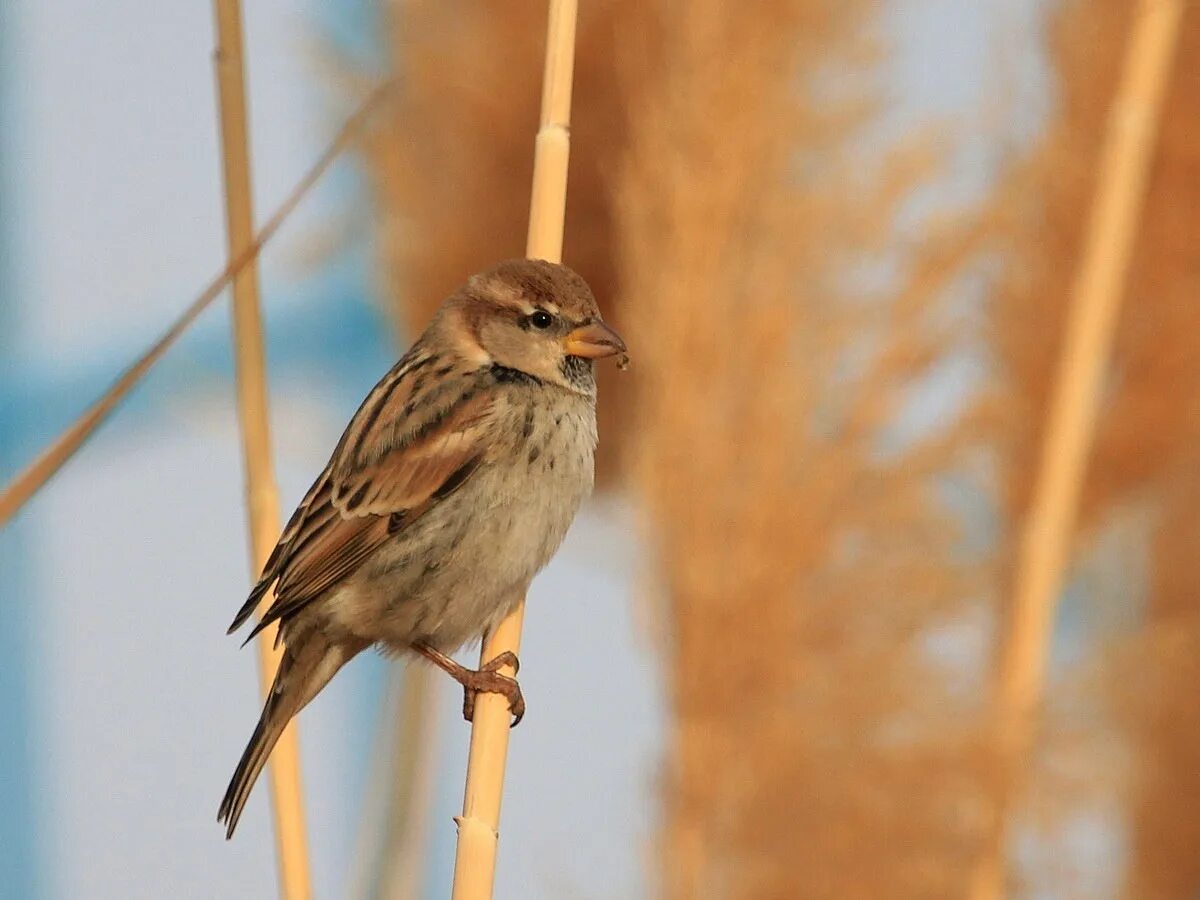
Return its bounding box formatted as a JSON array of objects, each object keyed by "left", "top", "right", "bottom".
[{"left": 564, "top": 321, "right": 627, "bottom": 359}]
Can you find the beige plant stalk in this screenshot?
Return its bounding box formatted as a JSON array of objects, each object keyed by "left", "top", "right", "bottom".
[
  {"left": 211, "top": 1, "right": 310, "bottom": 896},
  {"left": 0, "top": 84, "right": 395, "bottom": 529},
  {"left": 448, "top": 2, "right": 578, "bottom": 898},
  {"left": 970, "top": 1, "right": 1185, "bottom": 897}
]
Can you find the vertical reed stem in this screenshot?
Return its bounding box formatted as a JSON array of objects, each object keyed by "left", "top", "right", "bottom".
[
  {"left": 971, "top": 2, "right": 1184, "bottom": 897},
  {"left": 212, "top": 2, "right": 312, "bottom": 897},
  {"left": 449, "top": 2, "right": 578, "bottom": 897}
]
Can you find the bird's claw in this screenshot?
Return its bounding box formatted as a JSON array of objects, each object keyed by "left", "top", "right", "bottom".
[
  {"left": 481, "top": 650, "right": 520, "bottom": 676},
  {"left": 461, "top": 652, "right": 524, "bottom": 726}
]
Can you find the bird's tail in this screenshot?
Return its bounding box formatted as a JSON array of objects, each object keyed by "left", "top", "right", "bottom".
[{"left": 219, "top": 631, "right": 366, "bottom": 838}]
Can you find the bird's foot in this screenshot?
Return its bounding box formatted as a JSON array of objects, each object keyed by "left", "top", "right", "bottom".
[
  {"left": 460, "top": 652, "right": 524, "bottom": 726},
  {"left": 412, "top": 643, "right": 525, "bottom": 727}
]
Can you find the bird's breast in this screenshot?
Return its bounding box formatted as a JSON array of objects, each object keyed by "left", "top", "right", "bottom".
[
  {"left": 482, "top": 389, "right": 597, "bottom": 577},
  {"left": 328, "top": 390, "right": 597, "bottom": 652}
]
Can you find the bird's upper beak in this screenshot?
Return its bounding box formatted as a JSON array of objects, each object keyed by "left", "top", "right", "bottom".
[{"left": 563, "top": 320, "right": 627, "bottom": 359}]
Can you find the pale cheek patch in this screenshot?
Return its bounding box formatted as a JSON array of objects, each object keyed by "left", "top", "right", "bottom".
[
  {"left": 459, "top": 340, "right": 493, "bottom": 367},
  {"left": 452, "top": 325, "right": 493, "bottom": 366}
]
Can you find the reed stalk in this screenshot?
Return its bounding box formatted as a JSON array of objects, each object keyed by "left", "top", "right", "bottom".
[
  {"left": 970, "top": 2, "right": 1185, "bottom": 896},
  {"left": 211, "top": 1, "right": 310, "bottom": 895},
  {"left": 0, "top": 82, "right": 395, "bottom": 530},
  {"left": 448, "top": 3, "right": 577, "bottom": 898}
]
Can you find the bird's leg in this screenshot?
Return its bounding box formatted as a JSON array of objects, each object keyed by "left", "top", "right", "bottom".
[{"left": 411, "top": 642, "right": 525, "bottom": 726}]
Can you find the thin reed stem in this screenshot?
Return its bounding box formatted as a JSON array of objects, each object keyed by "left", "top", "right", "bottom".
[
  {"left": 970, "top": 2, "right": 1185, "bottom": 897},
  {"left": 449, "top": 2, "right": 578, "bottom": 897},
  {"left": 210, "top": 1, "right": 312, "bottom": 896},
  {"left": 0, "top": 81, "right": 395, "bottom": 530}
]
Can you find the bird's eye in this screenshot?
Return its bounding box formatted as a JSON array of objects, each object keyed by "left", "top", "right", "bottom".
[{"left": 528, "top": 310, "right": 554, "bottom": 329}]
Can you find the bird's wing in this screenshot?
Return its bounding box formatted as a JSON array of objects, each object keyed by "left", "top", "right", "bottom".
[{"left": 228, "top": 356, "right": 499, "bottom": 639}]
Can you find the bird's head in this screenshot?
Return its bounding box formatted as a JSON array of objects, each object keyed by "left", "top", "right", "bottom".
[{"left": 440, "top": 259, "right": 626, "bottom": 395}]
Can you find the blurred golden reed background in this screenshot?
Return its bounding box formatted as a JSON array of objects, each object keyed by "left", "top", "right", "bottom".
[
  {"left": 3, "top": 0, "right": 1197, "bottom": 896},
  {"left": 354, "top": 0, "right": 1199, "bottom": 896}
]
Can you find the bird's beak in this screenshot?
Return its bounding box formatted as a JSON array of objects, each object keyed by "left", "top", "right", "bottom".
[{"left": 563, "top": 321, "right": 627, "bottom": 359}]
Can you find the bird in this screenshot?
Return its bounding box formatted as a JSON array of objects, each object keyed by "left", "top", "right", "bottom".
[{"left": 217, "top": 258, "right": 626, "bottom": 838}]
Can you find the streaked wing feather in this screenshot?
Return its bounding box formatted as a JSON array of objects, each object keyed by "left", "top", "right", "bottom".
[
  {"left": 244, "top": 513, "right": 389, "bottom": 643},
  {"left": 228, "top": 472, "right": 334, "bottom": 633},
  {"left": 273, "top": 507, "right": 383, "bottom": 602},
  {"left": 331, "top": 387, "right": 497, "bottom": 517},
  {"left": 232, "top": 357, "right": 497, "bottom": 637}
]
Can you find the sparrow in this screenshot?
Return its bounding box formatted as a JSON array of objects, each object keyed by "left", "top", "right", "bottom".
[{"left": 218, "top": 258, "right": 626, "bottom": 838}]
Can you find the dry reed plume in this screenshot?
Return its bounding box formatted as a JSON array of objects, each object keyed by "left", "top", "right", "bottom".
[
  {"left": 981, "top": 0, "right": 1198, "bottom": 895},
  {"left": 613, "top": 2, "right": 992, "bottom": 896},
  {"left": 1117, "top": 12, "right": 1200, "bottom": 889},
  {"left": 976, "top": 9, "right": 1137, "bottom": 896}
]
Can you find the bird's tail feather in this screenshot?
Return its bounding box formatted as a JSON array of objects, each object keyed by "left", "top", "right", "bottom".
[{"left": 218, "top": 632, "right": 366, "bottom": 838}]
